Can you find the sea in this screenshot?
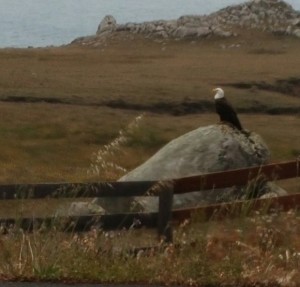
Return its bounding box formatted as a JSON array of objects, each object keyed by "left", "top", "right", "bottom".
[{"left": 0, "top": 0, "right": 299, "bottom": 48}]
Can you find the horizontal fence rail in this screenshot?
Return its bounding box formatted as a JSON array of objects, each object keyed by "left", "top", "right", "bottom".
[
  {"left": 0, "top": 193, "right": 299, "bottom": 232},
  {"left": 0, "top": 181, "right": 156, "bottom": 200},
  {"left": 0, "top": 159, "right": 298, "bottom": 240},
  {"left": 0, "top": 160, "right": 298, "bottom": 200},
  {"left": 0, "top": 212, "right": 159, "bottom": 232},
  {"left": 172, "top": 192, "right": 300, "bottom": 222},
  {"left": 174, "top": 160, "right": 299, "bottom": 193}
]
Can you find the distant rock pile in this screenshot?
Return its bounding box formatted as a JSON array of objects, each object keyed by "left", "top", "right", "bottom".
[
  {"left": 72, "top": 0, "right": 300, "bottom": 46},
  {"left": 176, "top": 0, "right": 300, "bottom": 37}
]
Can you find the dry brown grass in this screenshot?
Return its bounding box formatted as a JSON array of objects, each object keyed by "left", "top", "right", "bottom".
[
  {"left": 0, "top": 31, "right": 299, "bottom": 285},
  {"left": 0, "top": 209, "right": 299, "bottom": 285},
  {"left": 0, "top": 101, "right": 298, "bottom": 192},
  {"left": 0, "top": 32, "right": 300, "bottom": 108}
]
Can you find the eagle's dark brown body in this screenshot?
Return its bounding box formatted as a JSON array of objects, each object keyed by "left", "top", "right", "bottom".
[{"left": 215, "top": 97, "right": 243, "bottom": 130}]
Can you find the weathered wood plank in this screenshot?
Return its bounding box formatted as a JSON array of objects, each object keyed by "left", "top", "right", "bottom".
[
  {"left": 174, "top": 160, "right": 299, "bottom": 194},
  {"left": 0, "top": 193, "right": 298, "bottom": 232},
  {"left": 0, "top": 212, "right": 158, "bottom": 232},
  {"left": 0, "top": 181, "right": 156, "bottom": 200},
  {"left": 157, "top": 181, "right": 174, "bottom": 243},
  {"left": 172, "top": 192, "right": 300, "bottom": 222},
  {"left": 0, "top": 160, "right": 298, "bottom": 200}
]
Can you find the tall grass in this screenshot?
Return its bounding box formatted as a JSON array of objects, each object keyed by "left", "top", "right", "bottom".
[
  {"left": 0, "top": 112, "right": 298, "bottom": 285},
  {"left": 87, "top": 114, "right": 144, "bottom": 180},
  {"left": 0, "top": 208, "right": 299, "bottom": 285},
  {"left": 0, "top": 35, "right": 299, "bottom": 284}
]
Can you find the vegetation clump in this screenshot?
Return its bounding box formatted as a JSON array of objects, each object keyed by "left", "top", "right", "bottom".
[{"left": 0, "top": 209, "right": 299, "bottom": 285}]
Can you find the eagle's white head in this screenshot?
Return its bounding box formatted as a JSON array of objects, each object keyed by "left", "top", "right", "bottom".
[{"left": 213, "top": 87, "right": 224, "bottom": 100}]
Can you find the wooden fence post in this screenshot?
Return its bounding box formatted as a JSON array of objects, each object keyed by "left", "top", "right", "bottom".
[{"left": 157, "top": 180, "right": 174, "bottom": 243}]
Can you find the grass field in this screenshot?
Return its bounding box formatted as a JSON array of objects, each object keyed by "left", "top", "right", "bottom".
[
  {"left": 0, "top": 31, "right": 299, "bottom": 285},
  {"left": 0, "top": 32, "right": 299, "bottom": 188}
]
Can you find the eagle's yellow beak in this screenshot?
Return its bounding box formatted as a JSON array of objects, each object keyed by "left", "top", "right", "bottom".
[{"left": 212, "top": 88, "right": 217, "bottom": 93}]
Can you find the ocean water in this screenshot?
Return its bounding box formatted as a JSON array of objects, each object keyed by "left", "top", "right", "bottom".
[{"left": 0, "top": 0, "right": 299, "bottom": 48}]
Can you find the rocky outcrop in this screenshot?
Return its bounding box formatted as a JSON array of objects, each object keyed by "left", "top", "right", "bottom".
[
  {"left": 71, "top": 0, "right": 300, "bottom": 46},
  {"left": 177, "top": 0, "right": 299, "bottom": 31},
  {"left": 96, "top": 15, "right": 117, "bottom": 35}
]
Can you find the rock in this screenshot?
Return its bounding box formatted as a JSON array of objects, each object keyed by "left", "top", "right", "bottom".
[
  {"left": 96, "top": 15, "right": 117, "bottom": 35},
  {"left": 259, "top": 182, "right": 287, "bottom": 198},
  {"left": 291, "top": 18, "right": 300, "bottom": 27},
  {"left": 174, "top": 26, "right": 211, "bottom": 38},
  {"left": 293, "top": 28, "right": 300, "bottom": 37},
  {"left": 66, "top": 124, "right": 287, "bottom": 215},
  {"left": 213, "top": 28, "right": 233, "bottom": 37},
  {"left": 286, "top": 25, "right": 292, "bottom": 34},
  {"left": 121, "top": 125, "right": 269, "bottom": 181},
  {"left": 115, "top": 24, "right": 131, "bottom": 32},
  {"left": 91, "top": 124, "right": 286, "bottom": 213},
  {"left": 56, "top": 201, "right": 105, "bottom": 217},
  {"left": 71, "top": 0, "right": 300, "bottom": 47}
]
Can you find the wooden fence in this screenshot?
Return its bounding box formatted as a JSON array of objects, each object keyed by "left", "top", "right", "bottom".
[{"left": 0, "top": 159, "right": 299, "bottom": 242}]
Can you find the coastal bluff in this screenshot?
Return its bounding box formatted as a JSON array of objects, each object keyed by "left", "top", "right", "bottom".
[{"left": 71, "top": 0, "right": 300, "bottom": 46}]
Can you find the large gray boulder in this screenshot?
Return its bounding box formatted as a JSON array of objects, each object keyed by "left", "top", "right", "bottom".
[
  {"left": 120, "top": 124, "right": 268, "bottom": 181},
  {"left": 92, "top": 124, "right": 286, "bottom": 213}
]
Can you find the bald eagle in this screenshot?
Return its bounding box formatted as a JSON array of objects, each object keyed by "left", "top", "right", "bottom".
[{"left": 213, "top": 88, "right": 243, "bottom": 130}]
